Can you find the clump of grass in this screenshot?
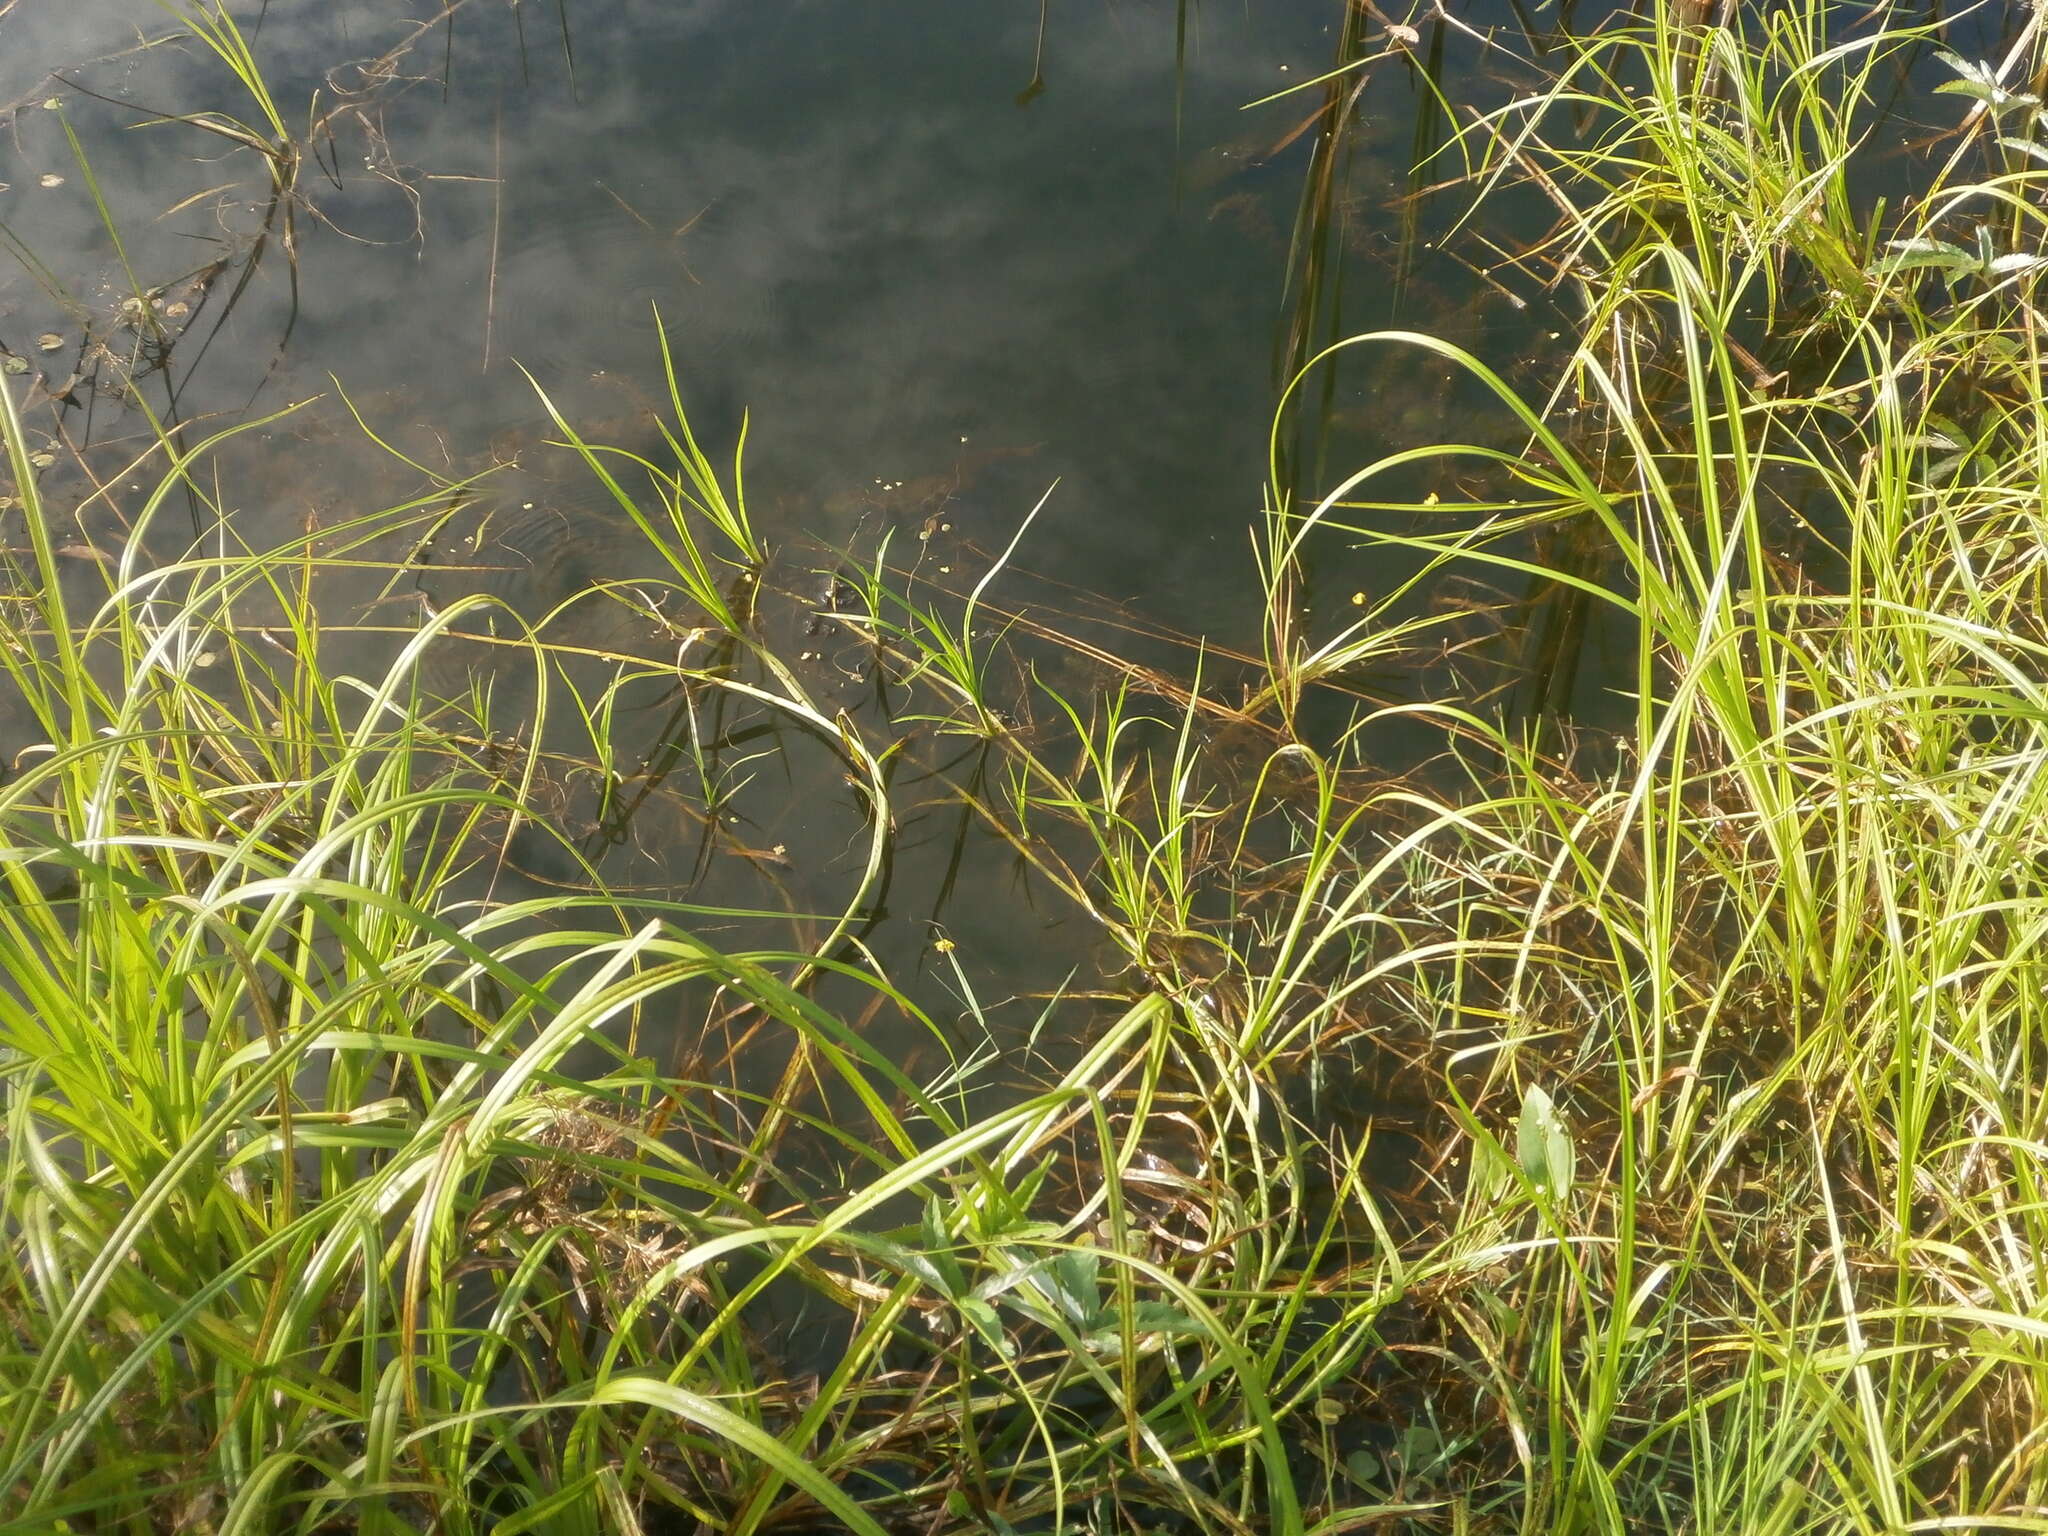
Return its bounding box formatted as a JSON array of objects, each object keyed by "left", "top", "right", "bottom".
[
  {"left": 517, "top": 311, "right": 767, "bottom": 638},
  {"left": 1220, "top": 1, "right": 2048, "bottom": 1527},
  {"left": 150, "top": 0, "right": 300, "bottom": 197}
]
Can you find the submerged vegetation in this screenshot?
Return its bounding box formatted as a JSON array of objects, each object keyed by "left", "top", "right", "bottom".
[{"left": 9, "top": 0, "right": 2048, "bottom": 1531}]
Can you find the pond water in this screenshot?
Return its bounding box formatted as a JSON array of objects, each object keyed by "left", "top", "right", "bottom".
[{"left": 0, "top": 0, "right": 1553, "bottom": 613}]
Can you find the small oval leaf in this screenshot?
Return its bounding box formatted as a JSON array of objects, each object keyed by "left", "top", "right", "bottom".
[{"left": 1517, "top": 1083, "right": 1575, "bottom": 1201}]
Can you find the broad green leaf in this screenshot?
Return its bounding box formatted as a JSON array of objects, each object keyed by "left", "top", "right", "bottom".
[
  {"left": 1517, "top": 1083, "right": 1574, "bottom": 1201},
  {"left": 958, "top": 1296, "right": 1014, "bottom": 1358}
]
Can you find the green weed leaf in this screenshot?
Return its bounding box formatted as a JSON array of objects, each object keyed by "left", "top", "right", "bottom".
[
  {"left": 958, "top": 1296, "right": 1014, "bottom": 1358},
  {"left": 1517, "top": 1083, "right": 1574, "bottom": 1201}
]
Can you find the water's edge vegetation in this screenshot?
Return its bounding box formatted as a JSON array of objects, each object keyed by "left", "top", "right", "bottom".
[{"left": 7, "top": 0, "right": 2048, "bottom": 1531}]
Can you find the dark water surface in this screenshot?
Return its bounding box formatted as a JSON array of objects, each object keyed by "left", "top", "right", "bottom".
[
  {"left": 0, "top": 0, "right": 1997, "bottom": 657},
  {"left": 0, "top": 0, "right": 1529, "bottom": 613}
]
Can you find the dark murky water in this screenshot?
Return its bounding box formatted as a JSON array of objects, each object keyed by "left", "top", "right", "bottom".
[{"left": 1, "top": 0, "right": 1528, "bottom": 610}]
